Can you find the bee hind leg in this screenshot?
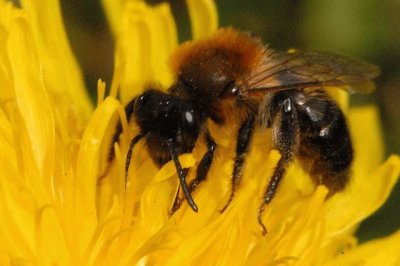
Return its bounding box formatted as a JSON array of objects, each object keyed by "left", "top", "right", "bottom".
[{"left": 258, "top": 98, "right": 299, "bottom": 235}]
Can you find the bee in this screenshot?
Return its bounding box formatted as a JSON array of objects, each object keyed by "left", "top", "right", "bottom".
[{"left": 112, "top": 28, "right": 379, "bottom": 234}]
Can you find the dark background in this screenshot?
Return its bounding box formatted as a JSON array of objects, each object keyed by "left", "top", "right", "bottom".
[{"left": 59, "top": 0, "right": 399, "bottom": 242}]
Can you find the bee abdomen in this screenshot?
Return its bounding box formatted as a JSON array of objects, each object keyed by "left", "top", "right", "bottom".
[{"left": 296, "top": 94, "right": 353, "bottom": 194}]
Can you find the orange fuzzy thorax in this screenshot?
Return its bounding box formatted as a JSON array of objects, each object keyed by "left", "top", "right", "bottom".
[{"left": 170, "top": 27, "right": 266, "bottom": 81}]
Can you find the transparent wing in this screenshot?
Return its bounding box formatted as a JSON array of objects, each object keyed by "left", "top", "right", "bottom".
[{"left": 246, "top": 49, "right": 380, "bottom": 94}]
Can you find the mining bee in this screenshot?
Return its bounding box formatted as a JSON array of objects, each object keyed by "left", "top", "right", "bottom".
[{"left": 111, "top": 28, "right": 379, "bottom": 234}]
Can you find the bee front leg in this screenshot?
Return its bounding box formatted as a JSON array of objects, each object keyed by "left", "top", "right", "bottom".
[
  {"left": 169, "top": 132, "right": 217, "bottom": 215},
  {"left": 169, "top": 169, "right": 189, "bottom": 216},
  {"left": 220, "top": 115, "right": 255, "bottom": 213},
  {"left": 168, "top": 140, "right": 199, "bottom": 213}
]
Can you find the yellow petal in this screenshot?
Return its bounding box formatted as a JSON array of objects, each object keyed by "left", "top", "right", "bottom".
[
  {"left": 325, "top": 86, "right": 349, "bottom": 113},
  {"left": 349, "top": 106, "right": 384, "bottom": 172},
  {"left": 35, "top": 205, "right": 70, "bottom": 265},
  {"left": 115, "top": 1, "right": 177, "bottom": 102},
  {"left": 1, "top": 0, "right": 398, "bottom": 264},
  {"left": 7, "top": 13, "right": 55, "bottom": 186},
  {"left": 0, "top": 2, "right": 14, "bottom": 103},
  {"left": 326, "top": 155, "right": 400, "bottom": 236},
  {"left": 324, "top": 106, "right": 399, "bottom": 237},
  {"left": 20, "top": 0, "right": 93, "bottom": 120},
  {"left": 0, "top": 165, "right": 36, "bottom": 261},
  {"left": 101, "top": 0, "right": 126, "bottom": 36},
  {"left": 74, "top": 97, "right": 120, "bottom": 257},
  {"left": 328, "top": 230, "right": 400, "bottom": 265},
  {"left": 186, "top": 0, "right": 218, "bottom": 39}
]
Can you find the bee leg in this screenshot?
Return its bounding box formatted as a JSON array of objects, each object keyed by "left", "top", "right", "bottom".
[
  {"left": 257, "top": 157, "right": 289, "bottom": 235},
  {"left": 99, "top": 98, "right": 137, "bottom": 181},
  {"left": 169, "top": 133, "right": 217, "bottom": 215},
  {"left": 258, "top": 98, "right": 299, "bottom": 235},
  {"left": 170, "top": 188, "right": 182, "bottom": 216},
  {"left": 220, "top": 115, "right": 255, "bottom": 213},
  {"left": 125, "top": 133, "right": 144, "bottom": 185},
  {"left": 167, "top": 140, "right": 199, "bottom": 212},
  {"left": 108, "top": 98, "right": 137, "bottom": 161},
  {"left": 190, "top": 133, "right": 217, "bottom": 192},
  {"left": 169, "top": 169, "right": 188, "bottom": 216}
]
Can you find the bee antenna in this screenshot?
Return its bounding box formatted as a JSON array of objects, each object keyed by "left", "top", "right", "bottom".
[
  {"left": 125, "top": 133, "right": 145, "bottom": 187},
  {"left": 167, "top": 140, "right": 199, "bottom": 212}
]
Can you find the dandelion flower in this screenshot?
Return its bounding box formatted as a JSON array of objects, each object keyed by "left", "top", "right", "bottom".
[{"left": 0, "top": 0, "right": 399, "bottom": 265}]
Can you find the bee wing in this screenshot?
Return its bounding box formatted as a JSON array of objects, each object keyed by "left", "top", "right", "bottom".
[{"left": 246, "top": 49, "right": 380, "bottom": 94}]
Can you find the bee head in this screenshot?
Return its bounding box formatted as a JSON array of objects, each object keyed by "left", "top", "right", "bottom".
[{"left": 133, "top": 89, "right": 201, "bottom": 148}]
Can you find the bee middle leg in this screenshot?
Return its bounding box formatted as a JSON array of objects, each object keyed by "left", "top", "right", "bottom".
[
  {"left": 220, "top": 115, "right": 255, "bottom": 213},
  {"left": 169, "top": 132, "right": 217, "bottom": 215},
  {"left": 258, "top": 98, "right": 299, "bottom": 235},
  {"left": 190, "top": 133, "right": 217, "bottom": 192}
]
